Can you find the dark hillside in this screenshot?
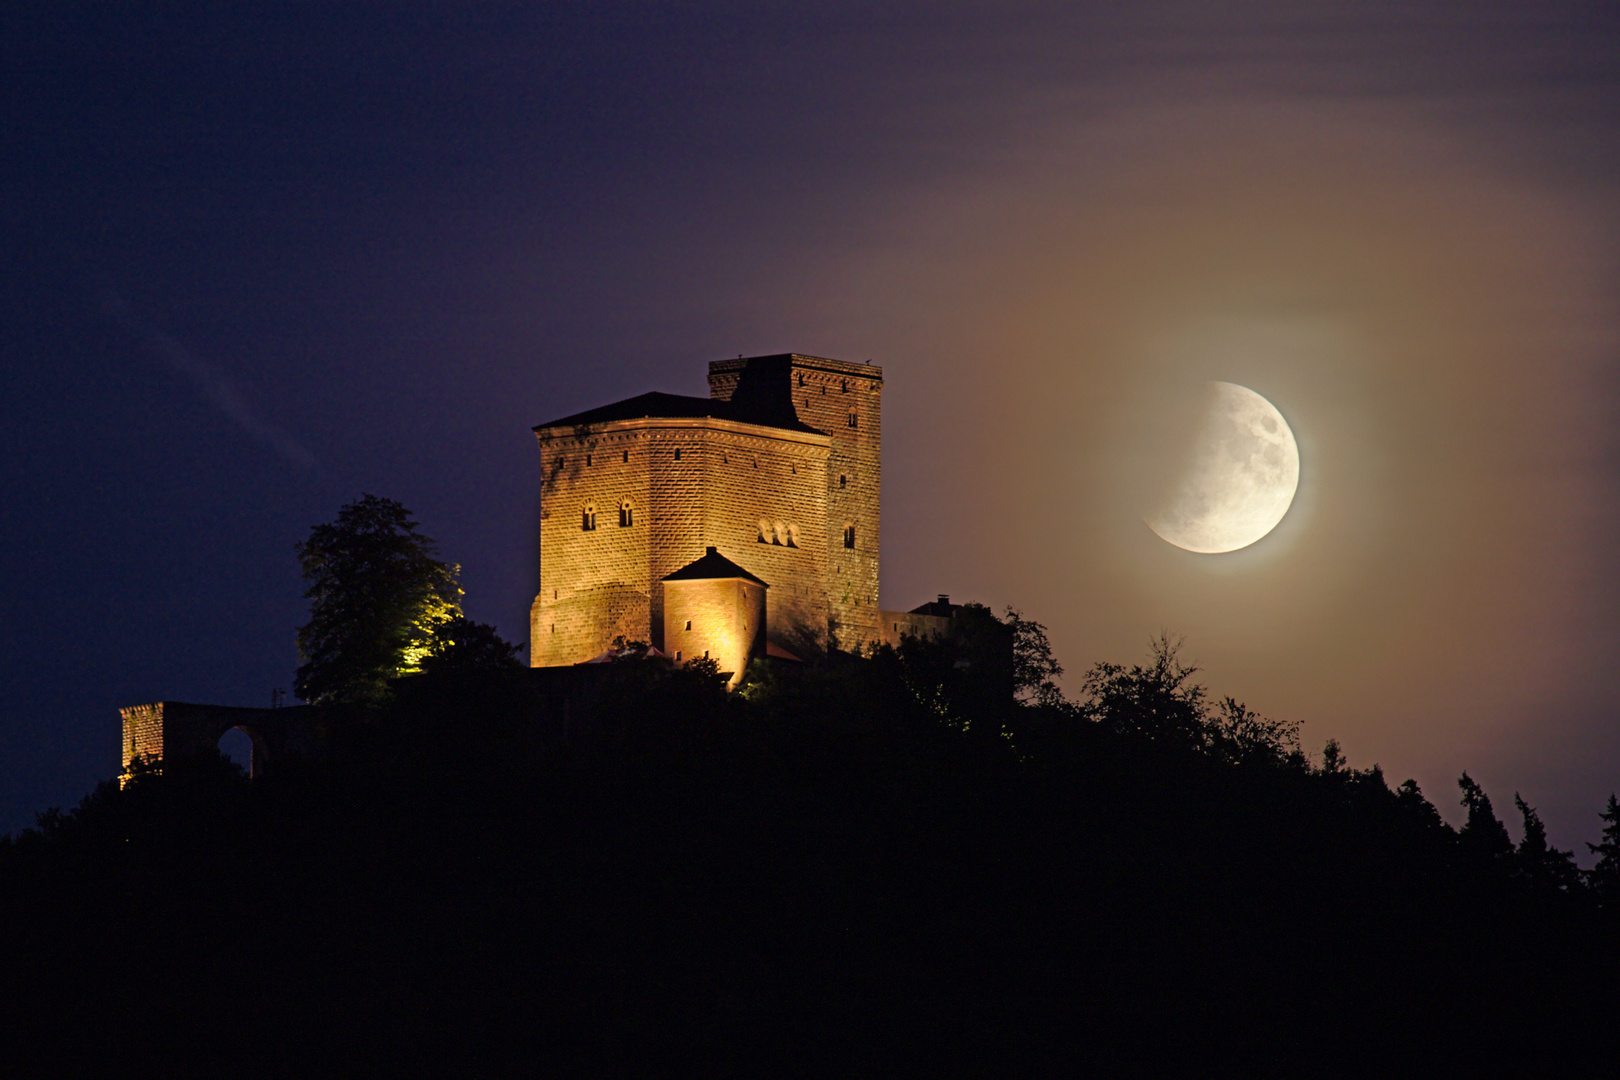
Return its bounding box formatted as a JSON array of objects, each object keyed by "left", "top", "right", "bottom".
[{"left": 4, "top": 645, "right": 1617, "bottom": 1075}]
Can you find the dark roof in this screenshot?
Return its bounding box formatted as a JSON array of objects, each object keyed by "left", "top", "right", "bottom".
[
  {"left": 662, "top": 547, "right": 768, "bottom": 586},
  {"left": 908, "top": 594, "right": 960, "bottom": 617},
  {"left": 534, "top": 391, "right": 822, "bottom": 435}
]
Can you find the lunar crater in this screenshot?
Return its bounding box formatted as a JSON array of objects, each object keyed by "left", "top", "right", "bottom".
[{"left": 1147, "top": 382, "right": 1299, "bottom": 554}]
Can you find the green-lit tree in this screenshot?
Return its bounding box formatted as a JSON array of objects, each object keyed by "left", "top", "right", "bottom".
[{"left": 294, "top": 494, "right": 463, "bottom": 704}]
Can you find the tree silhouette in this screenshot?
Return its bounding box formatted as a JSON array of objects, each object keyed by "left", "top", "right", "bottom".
[
  {"left": 294, "top": 494, "right": 463, "bottom": 704},
  {"left": 418, "top": 616, "right": 523, "bottom": 676},
  {"left": 1079, "top": 634, "right": 1209, "bottom": 749},
  {"left": 1588, "top": 794, "right": 1620, "bottom": 905},
  {"left": 1457, "top": 772, "right": 1513, "bottom": 863},
  {"left": 1210, "top": 697, "right": 1303, "bottom": 768},
  {"left": 1006, "top": 607, "right": 1065, "bottom": 708},
  {"left": 1512, "top": 794, "right": 1581, "bottom": 895}
]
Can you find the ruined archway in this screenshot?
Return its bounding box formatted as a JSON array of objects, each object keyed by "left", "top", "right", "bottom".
[{"left": 119, "top": 701, "right": 314, "bottom": 785}]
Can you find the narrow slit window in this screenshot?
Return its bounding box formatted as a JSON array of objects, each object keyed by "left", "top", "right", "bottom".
[
  {"left": 586, "top": 453, "right": 592, "bottom": 466},
  {"left": 847, "top": 410, "right": 857, "bottom": 429},
  {"left": 622, "top": 450, "right": 629, "bottom": 463},
  {"left": 843, "top": 523, "right": 855, "bottom": 549},
  {"left": 619, "top": 502, "right": 633, "bottom": 528},
  {"left": 673, "top": 448, "right": 682, "bottom": 461},
  {"left": 839, "top": 474, "right": 847, "bottom": 489}
]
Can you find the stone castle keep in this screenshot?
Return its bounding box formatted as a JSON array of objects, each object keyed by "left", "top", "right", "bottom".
[
  {"left": 530, "top": 353, "right": 946, "bottom": 684},
  {"left": 122, "top": 352, "right": 955, "bottom": 776}
]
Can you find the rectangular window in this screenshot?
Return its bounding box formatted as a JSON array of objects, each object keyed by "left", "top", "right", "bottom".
[
  {"left": 839, "top": 475, "right": 847, "bottom": 489},
  {"left": 673, "top": 448, "right": 682, "bottom": 461},
  {"left": 582, "top": 509, "right": 596, "bottom": 531},
  {"left": 684, "top": 620, "right": 692, "bottom": 631},
  {"left": 843, "top": 524, "right": 855, "bottom": 549},
  {"left": 675, "top": 651, "right": 682, "bottom": 661},
  {"left": 847, "top": 411, "right": 857, "bottom": 429}
]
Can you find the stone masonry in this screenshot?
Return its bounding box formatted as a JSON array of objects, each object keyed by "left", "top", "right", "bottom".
[{"left": 528, "top": 352, "right": 960, "bottom": 677}]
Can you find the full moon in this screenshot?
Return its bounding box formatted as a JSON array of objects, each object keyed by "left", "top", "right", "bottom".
[{"left": 1147, "top": 382, "right": 1300, "bottom": 554}]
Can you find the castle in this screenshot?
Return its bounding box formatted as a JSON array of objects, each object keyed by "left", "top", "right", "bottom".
[
  {"left": 120, "top": 353, "right": 955, "bottom": 779},
  {"left": 529, "top": 353, "right": 947, "bottom": 684}
]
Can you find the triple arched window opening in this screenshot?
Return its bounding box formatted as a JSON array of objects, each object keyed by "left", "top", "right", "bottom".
[{"left": 758, "top": 520, "right": 800, "bottom": 547}]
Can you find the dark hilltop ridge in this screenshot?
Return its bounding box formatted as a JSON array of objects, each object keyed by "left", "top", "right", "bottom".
[{"left": 5, "top": 617, "right": 1620, "bottom": 1074}]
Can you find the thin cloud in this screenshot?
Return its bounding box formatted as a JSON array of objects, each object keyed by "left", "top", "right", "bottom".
[{"left": 99, "top": 291, "right": 317, "bottom": 470}]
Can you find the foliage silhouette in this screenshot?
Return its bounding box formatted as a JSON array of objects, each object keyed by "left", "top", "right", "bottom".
[
  {"left": 4, "top": 624, "right": 1619, "bottom": 1074},
  {"left": 294, "top": 494, "right": 462, "bottom": 704},
  {"left": 1589, "top": 794, "right": 1620, "bottom": 903},
  {"left": 1514, "top": 793, "right": 1582, "bottom": 895},
  {"left": 1458, "top": 771, "right": 1515, "bottom": 864},
  {"left": 418, "top": 616, "right": 523, "bottom": 676}
]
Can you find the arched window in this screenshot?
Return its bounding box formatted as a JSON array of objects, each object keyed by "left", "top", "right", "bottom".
[
  {"left": 757, "top": 518, "right": 771, "bottom": 543},
  {"left": 843, "top": 523, "right": 856, "bottom": 549},
  {"left": 772, "top": 521, "right": 787, "bottom": 546},
  {"left": 582, "top": 505, "right": 596, "bottom": 531},
  {"left": 786, "top": 523, "right": 800, "bottom": 548},
  {"left": 619, "top": 501, "right": 633, "bottom": 527}
]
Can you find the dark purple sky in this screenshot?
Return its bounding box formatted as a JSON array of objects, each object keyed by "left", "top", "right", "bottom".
[{"left": 3, "top": 3, "right": 1618, "bottom": 848}]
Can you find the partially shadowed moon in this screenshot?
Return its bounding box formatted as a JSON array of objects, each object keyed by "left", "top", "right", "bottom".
[{"left": 1148, "top": 382, "right": 1299, "bottom": 554}]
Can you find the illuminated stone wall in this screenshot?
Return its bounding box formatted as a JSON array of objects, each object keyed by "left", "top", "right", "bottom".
[
  {"left": 662, "top": 576, "right": 767, "bottom": 688},
  {"left": 529, "top": 416, "right": 830, "bottom": 666},
  {"left": 709, "top": 355, "right": 882, "bottom": 651},
  {"left": 120, "top": 703, "right": 166, "bottom": 780}
]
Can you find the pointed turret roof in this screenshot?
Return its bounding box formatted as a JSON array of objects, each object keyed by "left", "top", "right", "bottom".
[{"left": 661, "top": 547, "right": 768, "bottom": 587}]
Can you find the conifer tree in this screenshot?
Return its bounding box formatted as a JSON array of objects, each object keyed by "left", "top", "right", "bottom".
[
  {"left": 1587, "top": 794, "right": 1620, "bottom": 905},
  {"left": 1457, "top": 772, "right": 1514, "bottom": 863},
  {"left": 1512, "top": 793, "right": 1581, "bottom": 894}
]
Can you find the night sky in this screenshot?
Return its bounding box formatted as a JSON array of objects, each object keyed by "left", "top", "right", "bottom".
[{"left": 3, "top": 4, "right": 1617, "bottom": 848}]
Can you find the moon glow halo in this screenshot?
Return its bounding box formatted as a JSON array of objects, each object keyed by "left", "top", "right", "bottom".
[{"left": 1147, "top": 382, "right": 1300, "bottom": 554}]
